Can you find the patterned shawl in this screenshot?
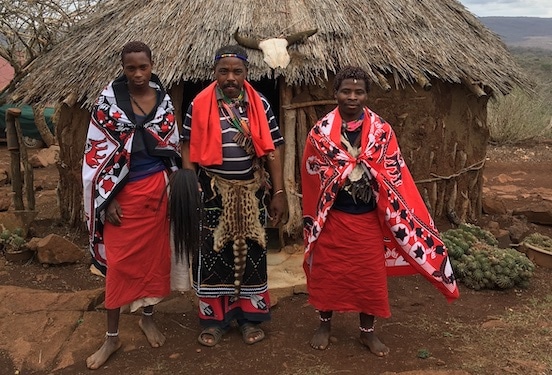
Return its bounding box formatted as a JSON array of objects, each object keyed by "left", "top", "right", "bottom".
[
  {"left": 82, "top": 73, "right": 180, "bottom": 275},
  {"left": 301, "top": 107, "right": 459, "bottom": 302}
]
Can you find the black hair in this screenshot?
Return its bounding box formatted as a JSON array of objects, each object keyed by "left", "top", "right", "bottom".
[
  {"left": 168, "top": 169, "right": 202, "bottom": 265},
  {"left": 334, "top": 66, "right": 371, "bottom": 92},
  {"left": 121, "top": 41, "right": 152, "bottom": 63},
  {"left": 213, "top": 44, "right": 249, "bottom": 68}
]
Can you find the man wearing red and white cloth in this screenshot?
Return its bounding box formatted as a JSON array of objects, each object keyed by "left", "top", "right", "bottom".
[{"left": 301, "top": 66, "right": 459, "bottom": 356}]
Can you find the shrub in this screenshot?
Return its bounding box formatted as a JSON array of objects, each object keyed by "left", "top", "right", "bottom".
[{"left": 488, "top": 88, "right": 552, "bottom": 145}]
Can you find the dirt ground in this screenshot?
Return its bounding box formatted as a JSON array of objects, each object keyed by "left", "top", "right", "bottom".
[{"left": 0, "top": 142, "right": 551, "bottom": 375}]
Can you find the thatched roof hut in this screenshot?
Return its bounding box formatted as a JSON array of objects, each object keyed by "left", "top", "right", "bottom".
[
  {"left": 12, "top": 0, "right": 529, "bottom": 234},
  {"left": 16, "top": 0, "right": 526, "bottom": 105}
]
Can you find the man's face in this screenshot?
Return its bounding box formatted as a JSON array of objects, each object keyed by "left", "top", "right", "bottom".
[
  {"left": 214, "top": 57, "right": 247, "bottom": 98},
  {"left": 122, "top": 51, "right": 153, "bottom": 90},
  {"left": 335, "top": 78, "right": 368, "bottom": 121}
]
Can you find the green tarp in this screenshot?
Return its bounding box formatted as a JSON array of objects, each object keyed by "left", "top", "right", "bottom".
[{"left": 0, "top": 104, "right": 55, "bottom": 141}]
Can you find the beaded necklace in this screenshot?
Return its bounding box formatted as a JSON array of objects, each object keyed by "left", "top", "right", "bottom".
[
  {"left": 217, "top": 87, "right": 254, "bottom": 154},
  {"left": 220, "top": 87, "right": 244, "bottom": 105}
]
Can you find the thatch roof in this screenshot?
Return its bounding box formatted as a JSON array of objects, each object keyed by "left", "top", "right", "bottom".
[{"left": 13, "top": 0, "right": 529, "bottom": 108}]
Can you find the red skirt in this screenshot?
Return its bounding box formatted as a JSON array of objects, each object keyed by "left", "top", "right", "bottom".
[
  {"left": 304, "top": 209, "right": 390, "bottom": 318},
  {"left": 103, "top": 171, "right": 171, "bottom": 309}
]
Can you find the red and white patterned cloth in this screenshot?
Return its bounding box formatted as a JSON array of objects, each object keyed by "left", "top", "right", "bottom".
[
  {"left": 82, "top": 74, "right": 180, "bottom": 275},
  {"left": 301, "top": 107, "right": 459, "bottom": 302}
]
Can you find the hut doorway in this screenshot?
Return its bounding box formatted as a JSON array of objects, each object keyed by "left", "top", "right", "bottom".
[
  {"left": 251, "top": 78, "right": 280, "bottom": 120},
  {"left": 181, "top": 81, "right": 209, "bottom": 114}
]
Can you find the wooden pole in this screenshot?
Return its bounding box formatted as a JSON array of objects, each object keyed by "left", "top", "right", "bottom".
[
  {"left": 32, "top": 103, "right": 56, "bottom": 147},
  {"left": 280, "top": 79, "right": 301, "bottom": 236},
  {"left": 6, "top": 108, "right": 24, "bottom": 210},
  {"left": 461, "top": 77, "right": 487, "bottom": 98},
  {"left": 296, "top": 108, "right": 308, "bottom": 174},
  {"left": 282, "top": 99, "right": 336, "bottom": 110},
  {"left": 55, "top": 103, "right": 89, "bottom": 228},
  {"left": 12, "top": 109, "right": 35, "bottom": 210},
  {"left": 415, "top": 70, "right": 432, "bottom": 91}
]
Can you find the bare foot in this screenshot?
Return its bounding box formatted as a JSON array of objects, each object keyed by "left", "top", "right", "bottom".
[
  {"left": 359, "top": 331, "right": 389, "bottom": 357},
  {"left": 310, "top": 325, "right": 331, "bottom": 350},
  {"left": 86, "top": 336, "right": 122, "bottom": 370},
  {"left": 139, "top": 316, "right": 166, "bottom": 348}
]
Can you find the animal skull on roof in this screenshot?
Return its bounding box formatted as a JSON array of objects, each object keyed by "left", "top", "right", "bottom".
[{"left": 234, "top": 29, "right": 318, "bottom": 69}]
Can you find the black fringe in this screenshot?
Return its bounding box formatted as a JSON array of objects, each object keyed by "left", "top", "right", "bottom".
[{"left": 168, "top": 169, "right": 202, "bottom": 265}]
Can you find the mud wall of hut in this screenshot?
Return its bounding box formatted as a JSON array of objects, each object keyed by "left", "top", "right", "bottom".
[{"left": 369, "top": 80, "right": 489, "bottom": 225}]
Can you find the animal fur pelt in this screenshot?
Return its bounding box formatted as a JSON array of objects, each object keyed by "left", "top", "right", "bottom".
[{"left": 210, "top": 171, "right": 266, "bottom": 296}]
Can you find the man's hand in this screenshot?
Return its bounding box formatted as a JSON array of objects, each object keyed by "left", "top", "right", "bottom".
[
  {"left": 269, "top": 192, "right": 287, "bottom": 226},
  {"left": 106, "top": 199, "right": 123, "bottom": 226}
]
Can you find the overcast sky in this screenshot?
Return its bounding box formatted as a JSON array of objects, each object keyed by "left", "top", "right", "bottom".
[{"left": 459, "top": 0, "right": 552, "bottom": 17}]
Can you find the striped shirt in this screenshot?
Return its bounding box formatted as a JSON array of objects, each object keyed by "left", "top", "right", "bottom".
[{"left": 182, "top": 88, "right": 284, "bottom": 180}]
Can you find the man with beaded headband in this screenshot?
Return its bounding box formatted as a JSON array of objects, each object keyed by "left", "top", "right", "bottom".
[{"left": 180, "top": 44, "right": 287, "bottom": 346}]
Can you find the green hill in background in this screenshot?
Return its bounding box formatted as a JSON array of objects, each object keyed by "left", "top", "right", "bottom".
[{"left": 480, "top": 17, "right": 552, "bottom": 50}]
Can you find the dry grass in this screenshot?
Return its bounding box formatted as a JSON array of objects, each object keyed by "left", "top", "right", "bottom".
[
  {"left": 489, "top": 49, "right": 552, "bottom": 145},
  {"left": 488, "top": 88, "right": 552, "bottom": 144}
]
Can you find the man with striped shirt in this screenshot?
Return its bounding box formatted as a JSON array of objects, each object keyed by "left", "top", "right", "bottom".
[{"left": 180, "top": 44, "right": 286, "bottom": 347}]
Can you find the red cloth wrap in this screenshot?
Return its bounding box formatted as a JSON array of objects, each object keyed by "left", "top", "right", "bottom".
[
  {"left": 103, "top": 171, "right": 171, "bottom": 309},
  {"left": 301, "top": 107, "right": 459, "bottom": 302},
  {"left": 189, "top": 81, "right": 275, "bottom": 166},
  {"left": 304, "top": 210, "right": 390, "bottom": 317}
]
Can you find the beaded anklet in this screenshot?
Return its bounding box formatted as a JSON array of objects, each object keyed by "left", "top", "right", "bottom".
[
  {"left": 105, "top": 331, "right": 119, "bottom": 337},
  {"left": 359, "top": 326, "right": 374, "bottom": 333}
]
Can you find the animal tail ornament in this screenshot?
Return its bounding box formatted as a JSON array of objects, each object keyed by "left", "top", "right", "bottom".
[
  {"left": 232, "top": 236, "right": 248, "bottom": 297},
  {"left": 168, "top": 169, "right": 202, "bottom": 266}
]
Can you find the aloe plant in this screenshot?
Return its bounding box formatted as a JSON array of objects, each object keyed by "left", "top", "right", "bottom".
[
  {"left": 523, "top": 233, "right": 552, "bottom": 252},
  {"left": 0, "top": 228, "right": 28, "bottom": 252},
  {"left": 443, "top": 225, "right": 535, "bottom": 290}
]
